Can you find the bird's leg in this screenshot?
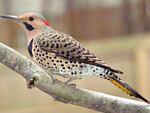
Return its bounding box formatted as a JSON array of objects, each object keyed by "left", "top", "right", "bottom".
[
  {"left": 45, "top": 70, "right": 64, "bottom": 84},
  {"left": 49, "top": 74, "right": 57, "bottom": 84},
  {"left": 45, "top": 70, "right": 58, "bottom": 84},
  {"left": 48, "top": 71, "right": 59, "bottom": 84},
  {"left": 64, "top": 78, "right": 73, "bottom": 84},
  {"left": 64, "top": 78, "right": 76, "bottom": 87}
]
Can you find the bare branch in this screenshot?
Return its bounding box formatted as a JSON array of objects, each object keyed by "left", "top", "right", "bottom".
[{"left": 0, "top": 42, "right": 150, "bottom": 113}]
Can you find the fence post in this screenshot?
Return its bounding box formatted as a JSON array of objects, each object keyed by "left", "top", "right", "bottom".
[{"left": 135, "top": 41, "right": 150, "bottom": 98}]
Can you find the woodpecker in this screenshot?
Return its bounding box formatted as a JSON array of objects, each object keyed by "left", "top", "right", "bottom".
[{"left": 0, "top": 12, "right": 149, "bottom": 104}]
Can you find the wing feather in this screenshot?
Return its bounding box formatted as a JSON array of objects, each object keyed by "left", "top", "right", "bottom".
[{"left": 36, "top": 31, "right": 123, "bottom": 74}]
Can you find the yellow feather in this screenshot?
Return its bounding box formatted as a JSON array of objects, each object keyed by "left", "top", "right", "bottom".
[{"left": 111, "top": 79, "right": 135, "bottom": 96}]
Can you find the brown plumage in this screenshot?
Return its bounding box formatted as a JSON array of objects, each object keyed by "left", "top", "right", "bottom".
[{"left": 36, "top": 30, "right": 123, "bottom": 74}]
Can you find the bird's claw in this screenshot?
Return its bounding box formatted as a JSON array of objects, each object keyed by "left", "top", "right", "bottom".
[
  {"left": 68, "top": 83, "right": 76, "bottom": 87},
  {"left": 51, "top": 78, "right": 57, "bottom": 84},
  {"left": 63, "top": 82, "right": 76, "bottom": 87}
]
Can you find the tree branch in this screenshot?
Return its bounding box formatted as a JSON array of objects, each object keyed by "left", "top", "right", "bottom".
[{"left": 0, "top": 42, "right": 150, "bottom": 113}]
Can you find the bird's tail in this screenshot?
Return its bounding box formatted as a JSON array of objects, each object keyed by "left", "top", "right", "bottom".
[{"left": 109, "top": 75, "right": 150, "bottom": 104}]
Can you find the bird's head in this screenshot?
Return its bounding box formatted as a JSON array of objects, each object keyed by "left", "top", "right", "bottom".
[{"left": 0, "top": 12, "right": 50, "bottom": 43}]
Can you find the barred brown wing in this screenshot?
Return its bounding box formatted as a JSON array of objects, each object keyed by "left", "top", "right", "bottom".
[{"left": 36, "top": 31, "right": 123, "bottom": 74}]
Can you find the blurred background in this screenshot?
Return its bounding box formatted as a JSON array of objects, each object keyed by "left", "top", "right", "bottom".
[{"left": 0, "top": 0, "right": 150, "bottom": 113}]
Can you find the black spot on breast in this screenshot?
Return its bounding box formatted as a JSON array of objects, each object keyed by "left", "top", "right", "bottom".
[
  {"left": 65, "top": 61, "right": 68, "bottom": 64},
  {"left": 80, "top": 65, "right": 83, "bottom": 68},
  {"left": 53, "top": 63, "right": 56, "bottom": 65},
  {"left": 28, "top": 39, "right": 33, "bottom": 57},
  {"left": 72, "top": 48, "right": 76, "bottom": 52},
  {"left": 64, "top": 44, "right": 68, "bottom": 47},
  {"left": 51, "top": 35, "right": 57, "bottom": 39},
  {"left": 61, "top": 51, "right": 65, "bottom": 54},
  {"left": 68, "top": 66, "right": 70, "bottom": 69},
  {"left": 45, "top": 43, "right": 49, "bottom": 47},
  {"left": 36, "top": 57, "right": 39, "bottom": 60},
  {"left": 62, "top": 67, "right": 65, "bottom": 69},
  {"left": 66, "top": 53, "right": 70, "bottom": 57},
  {"left": 43, "top": 41, "right": 45, "bottom": 45},
  {"left": 68, "top": 43, "right": 72, "bottom": 46},
  {"left": 78, "top": 51, "right": 81, "bottom": 54},
  {"left": 51, "top": 44, "right": 54, "bottom": 48},
  {"left": 79, "top": 72, "right": 82, "bottom": 74},
  {"left": 74, "top": 71, "right": 77, "bottom": 74},
  {"left": 56, "top": 44, "right": 59, "bottom": 48}
]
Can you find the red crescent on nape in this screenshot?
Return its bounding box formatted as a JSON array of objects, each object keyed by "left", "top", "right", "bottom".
[{"left": 43, "top": 20, "right": 50, "bottom": 26}]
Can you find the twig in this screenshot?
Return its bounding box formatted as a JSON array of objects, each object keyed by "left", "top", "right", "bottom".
[{"left": 0, "top": 43, "right": 150, "bottom": 113}]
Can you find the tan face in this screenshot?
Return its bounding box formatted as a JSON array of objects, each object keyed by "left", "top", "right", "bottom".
[
  {"left": 0, "top": 12, "right": 50, "bottom": 44},
  {"left": 19, "top": 12, "right": 49, "bottom": 31}
]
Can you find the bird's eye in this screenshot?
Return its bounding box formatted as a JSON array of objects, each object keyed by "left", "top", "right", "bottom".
[{"left": 29, "top": 17, "right": 34, "bottom": 21}]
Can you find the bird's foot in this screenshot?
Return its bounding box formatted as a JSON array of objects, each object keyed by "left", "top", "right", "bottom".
[
  {"left": 49, "top": 75, "right": 64, "bottom": 85},
  {"left": 68, "top": 83, "right": 76, "bottom": 87},
  {"left": 50, "top": 76, "right": 63, "bottom": 85},
  {"left": 63, "top": 78, "right": 76, "bottom": 87},
  {"left": 51, "top": 78, "right": 57, "bottom": 84}
]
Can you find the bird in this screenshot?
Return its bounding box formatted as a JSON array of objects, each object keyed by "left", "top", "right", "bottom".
[{"left": 0, "top": 12, "right": 149, "bottom": 104}]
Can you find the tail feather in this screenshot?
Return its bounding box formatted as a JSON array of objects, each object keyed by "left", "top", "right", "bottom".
[{"left": 110, "top": 76, "right": 150, "bottom": 104}]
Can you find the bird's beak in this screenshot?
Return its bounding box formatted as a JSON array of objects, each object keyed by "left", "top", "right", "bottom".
[{"left": 0, "top": 15, "right": 21, "bottom": 22}]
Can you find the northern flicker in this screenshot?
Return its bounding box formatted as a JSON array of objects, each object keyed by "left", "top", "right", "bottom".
[{"left": 0, "top": 12, "right": 149, "bottom": 104}]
